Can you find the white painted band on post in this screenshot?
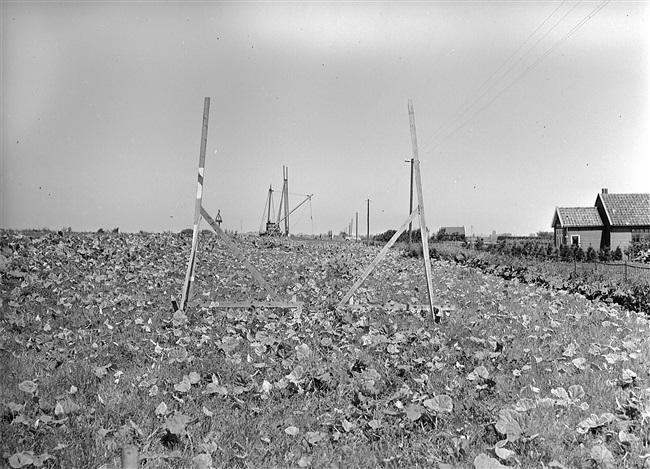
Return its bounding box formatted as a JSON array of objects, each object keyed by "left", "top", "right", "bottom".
[
  {"left": 199, "top": 167, "right": 204, "bottom": 177},
  {"left": 196, "top": 182, "right": 203, "bottom": 198}
]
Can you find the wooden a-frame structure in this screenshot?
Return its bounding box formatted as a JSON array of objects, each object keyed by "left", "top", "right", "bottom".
[
  {"left": 179, "top": 97, "right": 302, "bottom": 311},
  {"left": 180, "top": 98, "right": 438, "bottom": 322},
  {"left": 336, "top": 100, "right": 439, "bottom": 322}
]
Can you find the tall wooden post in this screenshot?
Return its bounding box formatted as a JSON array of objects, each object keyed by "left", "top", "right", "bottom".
[
  {"left": 406, "top": 158, "right": 414, "bottom": 248},
  {"left": 336, "top": 100, "right": 441, "bottom": 322},
  {"left": 355, "top": 212, "right": 359, "bottom": 242},
  {"left": 180, "top": 97, "right": 210, "bottom": 311},
  {"left": 268, "top": 185, "right": 274, "bottom": 228},
  {"left": 284, "top": 166, "right": 290, "bottom": 236},
  {"left": 408, "top": 100, "right": 438, "bottom": 321},
  {"left": 366, "top": 199, "right": 371, "bottom": 246},
  {"left": 121, "top": 446, "right": 138, "bottom": 469}
]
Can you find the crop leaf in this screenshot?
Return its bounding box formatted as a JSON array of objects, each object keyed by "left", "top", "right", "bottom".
[
  {"left": 590, "top": 444, "right": 615, "bottom": 468},
  {"left": 474, "top": 453, "right": 508, "bottom": 469},
  {"left": 295, "top": 344, "right": 312, "bottom": 360},
  {"left": 467, "top": 365, "right": 489, "bottom": 381},
  {"left": 423, "top": 395, "right": 453, "bottom": 413},
  {"left": 567, "top": 384, "right": 585, "bottom": 400},
  {"left": 18, "top": 380, "right": 38, "bottom": 394},
  {"left": 495, "top": 409, "right": 523, "bottom": 442},
  {"left": 305, "top": 431, "right": 326, "bottom": 445},
  {"left": 494, "top": 440, "right": 516, "bottom": 460},
  {"left": 164, "top": 413, "right": 192, "bottom": 435},
  {"left": 403, "top": 404, "right": 424, "bottom": 422}
]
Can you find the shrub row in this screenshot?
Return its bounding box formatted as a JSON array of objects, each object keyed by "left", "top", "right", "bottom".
[{"left": 400, "top": 242, "right": 650, "bottom": 316}]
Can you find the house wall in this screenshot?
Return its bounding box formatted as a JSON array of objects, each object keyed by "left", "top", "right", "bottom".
[
  {"left": 609, "top": 228, "right": 632, "bottom": 251},
  {"left": 561, "top": 227, "right": 602, "bottom": 249},
  {"left": 554, "top": 225, "right": 564, "bottom": 248},
  {"left": 595, "top": 199, "right": 610, "bottom": 248}
]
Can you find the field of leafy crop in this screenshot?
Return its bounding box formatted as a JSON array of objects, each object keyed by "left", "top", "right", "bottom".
[{"left": 1, "top": 231, "right": 649, "bottom": 468}]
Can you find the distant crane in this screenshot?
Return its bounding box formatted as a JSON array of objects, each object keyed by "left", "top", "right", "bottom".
[{"left": 259, "top": 166, "right": 313, "bottom": 237}]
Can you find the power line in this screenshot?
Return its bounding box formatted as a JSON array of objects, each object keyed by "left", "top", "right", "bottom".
[
  {"left": 421, "top": 0, "right": 569, "bottom": 152},
  {"left": 422, "top": 0, "right": 610, "bottom": 154},
  {"left": 517, "top": 0, "right": 610, "bottom": 84}
]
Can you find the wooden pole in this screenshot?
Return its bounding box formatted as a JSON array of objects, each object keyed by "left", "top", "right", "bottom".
[
  {"left": 180, "top": 97, "right": 210, "bottom": 311},
  {"left": 121, "top": 445, "right": 138, "bottom": 469},
  {"left": 268, "top": 185, "right": 274, "bottom": 227},
  {"left": 285, "top": 167, "right": 290, "bottom": 236},
  {"left": 366, "top": 199, "right": 371, "bottom": 246},
  {"left": 406, "top": 158, "right": 414, "bottom": 248},
  {"left": 408, "top": 100, "right": 438, "bottom": 322},
  {"left": 355, "top": 212, "right": 359, "bottom": 242}
]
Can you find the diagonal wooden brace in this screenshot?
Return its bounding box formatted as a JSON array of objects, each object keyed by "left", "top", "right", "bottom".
[
  {"left": 338, "top": 208, "right": 419, "bottom": 308},
  {"left": 201, "top": 207, "right": 280, "bottom": 301}
]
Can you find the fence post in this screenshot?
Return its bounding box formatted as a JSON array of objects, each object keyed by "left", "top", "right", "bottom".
[
  {"left": 121, "top": 445, "right": 138, "bottom": 469},
  {"left": 624, "top": 261, "right": 628, "bottom": 281}
]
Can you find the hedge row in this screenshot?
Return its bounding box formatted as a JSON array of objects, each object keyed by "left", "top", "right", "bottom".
[{"left": 401, "top": 242, "right": 650, "bottom": 316}]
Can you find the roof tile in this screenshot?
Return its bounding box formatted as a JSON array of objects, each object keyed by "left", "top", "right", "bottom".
[
  {"left": 599, "top": 193, "right": 650, "bottom": 226},
  {"left": 556, "top": 207, "right": 603, "bottom": 227}
]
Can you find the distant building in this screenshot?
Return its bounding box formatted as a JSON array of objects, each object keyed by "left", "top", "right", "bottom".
[
  {"left": 440, "top": 226, "right": 466, "bottom": 237},
  {"left": 437, "top": 226, "right": 466, "bottom": 241},
  {"left": 552, "top": 189, "right": 650, "bottom": 250}
]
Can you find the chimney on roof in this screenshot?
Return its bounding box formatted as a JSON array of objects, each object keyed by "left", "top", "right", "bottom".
[{"left": 602, "top": 188, "right": 608, "bottom": 194}]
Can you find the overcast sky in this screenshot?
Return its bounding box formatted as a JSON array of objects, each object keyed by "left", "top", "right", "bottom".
[{"left": 2, "top": 1, "right": 648, "bottom": 236}]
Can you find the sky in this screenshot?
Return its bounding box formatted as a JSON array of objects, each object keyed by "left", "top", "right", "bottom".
[{"left": 2, "top": 0, "right": 648, "bottom": 237}]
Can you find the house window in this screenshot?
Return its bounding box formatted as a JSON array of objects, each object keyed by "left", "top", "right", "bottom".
[
  {"left": 571, "top": 235, "right": 580, "bottom": 246},
  {"left": 632, "top": 229, "right": 650, "bottom": 242}
]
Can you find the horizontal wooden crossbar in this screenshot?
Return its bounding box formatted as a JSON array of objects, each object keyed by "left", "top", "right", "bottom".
[
  {"left": 344, "top": 304, "right": 456, "bottom": 312},
  {"left": 209, "top": 301, "right": 304, "bottom": 309}
]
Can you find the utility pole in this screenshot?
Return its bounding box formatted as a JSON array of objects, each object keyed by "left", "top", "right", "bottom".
[
  {"left": 405, "top": 158, "right": 414, "bottom": 248},
  {"left": 267, "top": 185, "right": 274, "bottom": 227},
  {"left": 366, "top": 199, "right": 371, "bottom": 246},
  {"left": 355, "top": 212, "right": 359, "bottom": 242}
]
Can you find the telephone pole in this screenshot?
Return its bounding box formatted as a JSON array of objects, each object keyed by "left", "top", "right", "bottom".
[
  {"left": 366, "top": 199, "right": 371, "bottom": 246},
  {"left": 405, "top": 158, "right": 414, "bottom": 248},
  {"left": 355, "top": 212, "right": 359, "bottom": 242}
]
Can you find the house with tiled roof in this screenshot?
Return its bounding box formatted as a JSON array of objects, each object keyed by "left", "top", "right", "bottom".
[
  {"left": 551, "top": 207, "right": 603, "bottom": 249},
  {"left": 440, "top": 226, "right": 466, "bottom": 236},
  {"left": 552, "top": 189, "right": 650, "bottom": 250},
  {"left": 437, "top": 226, "right": 466, "bottom": 241}
]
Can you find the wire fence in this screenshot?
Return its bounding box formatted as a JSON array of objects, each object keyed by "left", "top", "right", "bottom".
[{"left": 572, "top": 260, "right": 650, "bottom": 284}]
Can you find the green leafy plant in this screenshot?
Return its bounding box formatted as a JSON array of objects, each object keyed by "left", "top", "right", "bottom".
[{"left": 1, "top": 229, "right": 649, "bottom": 468}]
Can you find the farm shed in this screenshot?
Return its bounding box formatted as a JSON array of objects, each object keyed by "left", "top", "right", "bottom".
[{"left": 552, "top": 189, "right": 650, "bottom": 251}]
